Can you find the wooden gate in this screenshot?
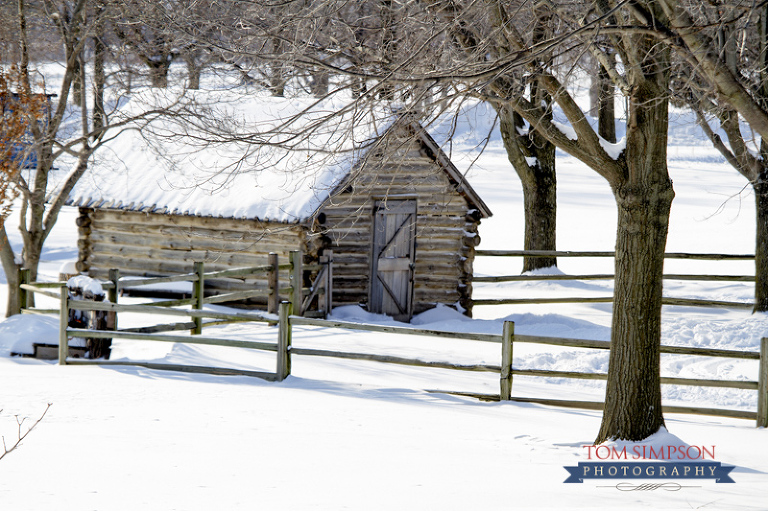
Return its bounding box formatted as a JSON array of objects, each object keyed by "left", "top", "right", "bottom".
[{"left": 369, "top": 199, "right": 416, "bottom": 321}]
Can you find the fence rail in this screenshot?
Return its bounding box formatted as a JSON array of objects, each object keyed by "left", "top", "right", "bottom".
[
  {"left": 280, "top": 303, "right": 768, "bottom": 426},
  {"left": 474, "top": 273, "right": 754, "bottom": 283},
  {"left": 32, "top": 251, "right": 331, "bottom": 380},
  {"left": 19, "top": 249, "right": 333, "bottom": 326},
  {"left": 18, "top": 247, "right": 768, "bottom": 427},
  {"left": 58, "top": 286, "right": 283, "bottom": 380},
  {"left": 64, "top": 359, "right": 278, "bottom": 381},
  {"left": 473, "top": 249, "right": 757, "bottom": 310},
  {"left": 472, "top": 297, "right": 756, "bottom": 309},
  {"left": 476, "top": 250, "right": 756, "bottom": 260},
  {"left": 49, "top": 294, "right": 768, "bottom": 426}
]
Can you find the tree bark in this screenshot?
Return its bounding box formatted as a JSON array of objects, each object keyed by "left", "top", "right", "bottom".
[
  {"left": 521, "top": 171, "right": 557, "bottom": 272},
  {"left": 183, "top": 53, "right": 201, "bottom": 90},
  {"left": 755, "top": 7, "right": 768, "bottom": 314},
  {"left": 1, "top": 225, "right": 20, "bottom": 317},
  {"left": 22, "top": 230, "right": 43, "bottom": 284},
  {"left": 598, "top": 180, "right": 672, "bottom": 443},
  {"left": 92, "top": 1, "right": 106, "bottom": 132},
  {"left": 597, "top": 59, "right": 616, "bottom": 143},
  {"left": 188, "top": 65, "right": 201, "bottom": 90},
  {"left": 755, "top": 178, "right": 768, "bottom": 312},
  {"left": 497, "top": 105, "right": 557, "bottom": 272},
  {"left": 309, "top": 68, "right": 329, "bottom": 98},
  {"left": 72, "top": 55, "right": 84, "bottom": 107},
  {"left": 150, "top": 62, "right": 170, "bottom": 88},
  {"left": 596, "top": 71, "right": 673, "bottom": 443}
]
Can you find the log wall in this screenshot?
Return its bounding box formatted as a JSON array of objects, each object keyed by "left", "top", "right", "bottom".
[
  {"left": 77, "top": 208, "right": 303, "bottom": 301},
  {"left": 316, "top": 128, "right": 481, "bottom": 315}
]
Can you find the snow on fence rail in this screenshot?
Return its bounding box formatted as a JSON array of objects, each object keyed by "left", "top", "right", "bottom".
[{"left": 473, "top": 249, "right": 756, "bottom": 309}]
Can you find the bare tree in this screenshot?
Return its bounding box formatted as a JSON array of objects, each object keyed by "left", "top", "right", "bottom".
[
  {"left": 1, "top": 0, "right": 183, "bottom": 316},
  {"left": 111, "top": 0, "right": 181, "bottom": 88},
  {"left": 3, "top": 0, "right": 104, "bottom": 309},
  {"left": 436, "top": 3, "right": 559, "bottom": 271},
  {"left": 465, "top": 1, "right": 674, "bottom": 443},
  {"left": 223, "top": 0, "right": 560, "bottom": 271},
  {"left": 1, "top": 66, "right": 46, "bottom": 314},
  {"left": 0, "top": 68, "right": 41, "bottom": 226},
  {"left": 659, "top": 0, "right": 768, "bottom": 312},
  {"left": 311, "top": 0, "right": 671, "bottom": 442}
]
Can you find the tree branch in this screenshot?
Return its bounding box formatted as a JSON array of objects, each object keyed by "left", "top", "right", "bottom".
[{"left": 0, "top": 404, "right": 52, "bottom": 462}]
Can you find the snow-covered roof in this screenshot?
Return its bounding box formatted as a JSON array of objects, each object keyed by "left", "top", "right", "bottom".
[{"left": 63, "top": 91, "right": 491, "bottom": 223}]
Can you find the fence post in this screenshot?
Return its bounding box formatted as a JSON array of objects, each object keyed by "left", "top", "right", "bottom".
[
  {"left": 58, "top": 286, "right": 69, "bottom": 365},
  {"left": 268, "top": 252, "right": 279, "bottom": 314},
  {"left": 19, "top": 268, "right": 30, "bottom": 311},
  {"left": 192, "top": 262, "right": 204, "bottom": 335},
  {"left": 318, "top": 250, "right": 333, "bottom": 317},
  {"left": 277, "top": 301, "right": 292, "bottom": 381},
  {"left": 500, "top": 321, "right": 514, "bottom": 401},
  {"left": 108, "top": 268, "right": 119, "bottom": 304},
  {"left": 289, "top": 250, "right": 303, "bottom": 316},
  {"left": 108, "top": 268, "right": 119, "bottom": 331},
  {"left": 325, "top": 250, "right": 333, "bottom": 317},
  {"left": 759, "top": 337, "right": 768, "bottom": 428}
]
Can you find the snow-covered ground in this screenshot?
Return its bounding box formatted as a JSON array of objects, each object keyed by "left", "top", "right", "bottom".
[{"left": 1, "top": 103, "right": 767, "bottom": 509}]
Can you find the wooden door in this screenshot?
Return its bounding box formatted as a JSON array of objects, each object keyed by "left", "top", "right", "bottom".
[{"left": 369, "top": 199, "right": 417, "bottom": 321}]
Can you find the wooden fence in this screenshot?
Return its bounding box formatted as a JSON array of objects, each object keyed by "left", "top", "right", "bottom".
[
  {"left": 41, "top": 296, "right": 768, "bottom": 426},
  {"left": 19, "top": 249, "right": 333, "bottom": 324},
  {"left": 44, "top": 251, "right": 328, "bottom": 380},
  {"left": 473, "top": 250, "right": 757, "bottom": 309},
  {"left": 17, "top": 248, "right": 768, "bottom": 427},
  {"left": 278, "top": 302, "right": 768, "bottom": 427}
]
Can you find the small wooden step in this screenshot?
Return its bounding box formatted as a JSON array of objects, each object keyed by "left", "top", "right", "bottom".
[{"left": 31, "top": 343, "right": 88, "bottom": 360}]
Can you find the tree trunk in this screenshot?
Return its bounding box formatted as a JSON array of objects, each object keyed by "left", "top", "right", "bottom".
[
  {"left": 756, "top": 7, "right": 768, "bottom": 313},
  {"left": 596, "top": 74, "right": 673, "bottom": 443},
  {"left": 755, "top": 178, "right": 768, "bottom": 312},
  {"left": 597, "top": 180, "right": 672, "bottom": 443},
  {"left": 188, "top": 66, "right": 201, "bottom": 90},
  {"left": 309, "top": 68, "right": 329, "bottom": 98},
  {"left": 351, "top": 77, "right": 367, "bottom": 98},
  {"left": 378, "top": 0, "right": 397, "bottom": 101},
  {"left": 267, "top": 37, "right": 287, "bottom": 97},
  {"left": 184, "top": 54, "right": 201, "bottom": 90},
  {"left": 1, "top": 225, "right": 20, "bottom": 317},
  {"left": 72, "top": 53, "right": 84, "bottom": 107},
  {"left": 269, "top": 73, "right": 286, "bottom": 97},
  {"left": 597, "top": 58, "right": 616, "bottom": 144},
  {"left": 92, "top": 3, "right": 106, "bottom": 132},
  {"left": 497, "top": 105, "right": 557, "bottom": 272},
  {"left": 149, "top": 62, "right": 170, "bottom": 88},
  {"left": 521, "top": 147, "right": 557, "bottom": 273},
  {"left": 22, "top": 233, "right": 42, "bottom": 284}
]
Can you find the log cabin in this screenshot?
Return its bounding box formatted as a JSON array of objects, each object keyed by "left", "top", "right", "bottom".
[{"left": 64, "top": 99, "right": 491, "bottom": 321}]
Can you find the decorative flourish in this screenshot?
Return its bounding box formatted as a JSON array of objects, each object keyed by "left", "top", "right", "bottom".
[{"left": 597, "top": 482, "right": 700, "bottom": 492}]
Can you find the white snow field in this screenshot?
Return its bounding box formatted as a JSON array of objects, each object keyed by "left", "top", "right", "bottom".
[{"left": 1, "top": 102, "right": 767, "bottom": 510}]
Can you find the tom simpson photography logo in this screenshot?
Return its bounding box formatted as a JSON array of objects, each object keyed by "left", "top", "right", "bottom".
[{"left": 563, "top": 444, "right": 735, "bottom": 490}]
